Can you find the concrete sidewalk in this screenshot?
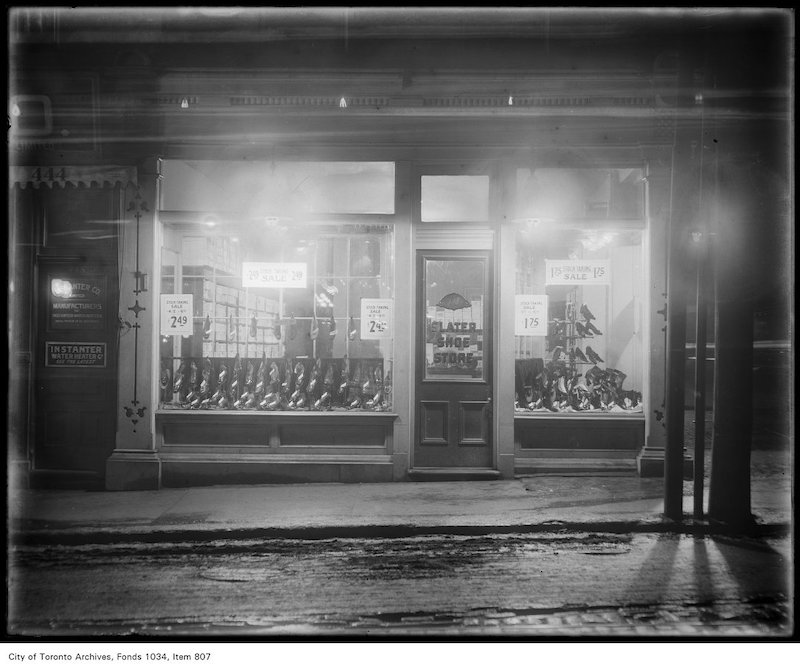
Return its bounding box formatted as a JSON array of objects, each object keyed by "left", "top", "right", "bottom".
[{"left": 8, "top": 449, "right": 792, "bottom": 545}]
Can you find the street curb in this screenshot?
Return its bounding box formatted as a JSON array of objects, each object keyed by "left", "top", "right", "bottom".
[{"left": 10, "top": 520, "right": 791, "bottom": 547}]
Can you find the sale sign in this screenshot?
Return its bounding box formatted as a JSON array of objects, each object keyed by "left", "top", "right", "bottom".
[
  {"left": 160, "top": 294, "right": 194, "bottom": 335},
  {"left": 242, "top": 262, "right": 307, "bottom": 289},
  {"left": 515, "top": 294, "right": 548, "bottom": 336},
  {"left": 361, "top": 298, "right": 393, "bottom": 339},
  {"left": 545, "top": 260, "right": 610, "bottom": 285}
]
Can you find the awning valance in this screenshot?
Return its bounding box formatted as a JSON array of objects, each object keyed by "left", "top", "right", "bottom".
[{"left": 9, "top": 165, "right": 137, "bottom": 189}]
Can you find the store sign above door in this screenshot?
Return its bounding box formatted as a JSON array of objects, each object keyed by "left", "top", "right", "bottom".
[
  {"left": 545, "top": 260, "right": 610, "bottom": 286},
  {"left": 242, "top": 262, "right": 307, "bottom": 289}
]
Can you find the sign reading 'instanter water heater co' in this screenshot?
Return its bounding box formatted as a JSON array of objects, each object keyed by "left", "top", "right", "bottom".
[{"left": 45, "top": 342, "right": 107, "bottom": 368}]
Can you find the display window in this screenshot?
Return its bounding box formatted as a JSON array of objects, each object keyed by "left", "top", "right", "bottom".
[
  {"left": 159, "top": 221, "right": 394, "bottom": 413},
  {"left": 513, "top": 168, "right": 646, "bottom": 415}
]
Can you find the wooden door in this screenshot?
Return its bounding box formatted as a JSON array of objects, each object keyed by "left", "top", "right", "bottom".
[
  {"left": 33, "top": 259, "right": 118, "bottom": 483},
  {"left": 414, "top": 250, "right": 493, "bottom": 468}
]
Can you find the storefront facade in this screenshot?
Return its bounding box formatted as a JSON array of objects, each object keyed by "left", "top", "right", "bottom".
[{"left": 9, "top": 9, "right": 790, "bottom": 490}]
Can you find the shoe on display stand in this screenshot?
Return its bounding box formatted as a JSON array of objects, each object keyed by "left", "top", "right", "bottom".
[
  {"left": 586, "top": 321, "right": 603, "bottom": 336},
  {"left": 586, "top": 346, "right": 604, "bottom": 364}
]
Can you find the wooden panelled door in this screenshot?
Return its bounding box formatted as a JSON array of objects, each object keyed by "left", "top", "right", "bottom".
[
  {"left": 414, "top": 250, "right": 493, "bottom": 468},
  {"left": 33, "top": 261, "right": 118, "bottom": 483}
]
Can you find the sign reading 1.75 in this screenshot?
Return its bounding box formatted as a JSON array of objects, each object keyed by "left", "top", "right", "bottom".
[
  {"left": 242, "top": 262, "right": 307, "bottom": 289},
  {"left": 515, "top": 294, "right": 548, "bottom": 336},
  {"left": 545, "top": 260, "right": 610, "bottom": 286}
]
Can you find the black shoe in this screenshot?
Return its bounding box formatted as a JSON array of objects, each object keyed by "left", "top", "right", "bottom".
[
  {"left": 552, "top": 346, "right": 564, "bottom": 361},
  {"left": 586, "top": 321, "right": 603, "bottom": 336},
  {"left": 580, "top": 304, "right": 596, "bottom": 321},
  {"left": 575, "top": 321, "right": 593, "bottom": 337},
  {"left": 574, "top": 347, "right": 589, "bottom": 363},
  {"left": 586, "top": 346, "right": 604, "bottom": 364}
]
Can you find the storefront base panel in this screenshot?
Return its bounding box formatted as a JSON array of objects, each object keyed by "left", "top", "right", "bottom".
[
  {"left": 106, "top": 451, "right": 162, "bottom": 491},
  {"left": 515, "top": 415, "right": 645, "bottom": 450},
  {"left": 408, "top": 468, "right": 501, "bottom": 481},
  {"left": 156, "top": 411, "right": 396, "bottom": 449},
  {"left": 636, "top": 447, "right": 694, "bottom": 479},
  {"left": 159, "top": 455, "right": 394, "bottom": 487},
  {"left": 515, "top": 450, "right": 639, "bottom": 475},
  {"left": 9, "top": 460, "right": 30, "bottom": 490},
  {"left": 30, "top": 469, "right": 106, "bottom": 490}
]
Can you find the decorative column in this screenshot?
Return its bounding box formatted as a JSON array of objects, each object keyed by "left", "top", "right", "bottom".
[
  {"left": 106, "top": 159, "right": 161, "bottom": 490},
  {"left": 494, "top": 162, "right": 516, "bottom": 479},
  {"left": 636, "top": 162, "right": 670, "bottom": 476},
  {"left": 391, "top": 161, "right": 412, "bottom": 480}
]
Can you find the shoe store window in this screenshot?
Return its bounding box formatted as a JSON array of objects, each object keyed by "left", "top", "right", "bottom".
[
  {"left": 157, "top": 161, "right": 395, "bottom": 415},
  {"left": 512, "top": 168, "right": 646, "bottom": 420}
]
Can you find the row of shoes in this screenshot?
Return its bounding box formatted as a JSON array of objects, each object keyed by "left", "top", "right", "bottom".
[
  {"left": 550, "top": 345, "right": 604, "bottom": 364},
  {"left": 515, "top": 360, "right": 642, "bottom": 412},
  {"left": 166, "top": 356, "right": 390, "bottom": 411}
]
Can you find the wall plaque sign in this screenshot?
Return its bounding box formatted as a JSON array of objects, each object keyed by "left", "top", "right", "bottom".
[
  {"left": 45, "top": 341, "right": 107, "bottom": 368},
  {"left": 48, "top": 275, "right": 107, "bottom": 330}
]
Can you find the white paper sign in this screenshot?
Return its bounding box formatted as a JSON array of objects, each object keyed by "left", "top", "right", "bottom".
[
  {"left": 361, "top": 298, "right": 393, "bottom": 339},
  {"left": 515, "top": 294, "right": 548, "bottom": 336},
  {"left": 242, "top": 262, "right": 307, "bottom": 289},
  {"left": 160, "top": 294, "right": 193, "bottom": 335},
  {"left": 545, "top": 260, "right": 610, "bottom": 285}
]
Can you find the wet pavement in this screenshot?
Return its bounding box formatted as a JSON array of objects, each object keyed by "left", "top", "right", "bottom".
[
  {"left": 6, "top": 441, "right": 794, "bottom": 638},
  {"left": 8, "top": 531, "right": 793, "bottom": 637},
  {"left": 8, "top": 447, "right": 793, "bottom": 547}
]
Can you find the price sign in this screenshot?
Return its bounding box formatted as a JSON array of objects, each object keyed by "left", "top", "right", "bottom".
[
  {"left": 515, "top": 294, "right": 548, "bottom": 336},
  {"left": 242, "top": 262, "right": 307, "bottom": 289},
  {"left": 545, "top": 260, "right": 610, "bottom": 285},
  {"left": 361, "top": 298, "right": 393, "bottom": 339},
  {"left": 160, "top": 294, "right": 193, "bottom": 335}
]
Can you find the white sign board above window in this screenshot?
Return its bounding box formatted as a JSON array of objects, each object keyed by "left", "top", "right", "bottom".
[
  {"left": 545, "top": 260, "right": 610, "bottom": 286},
  {"left": 242, "top": 262, "right": 307, "bottom": 289}
]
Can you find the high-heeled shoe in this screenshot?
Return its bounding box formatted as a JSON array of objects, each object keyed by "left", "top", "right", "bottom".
[
  {"left": 585, "top": 321, "right": 603, "bottom": 336},
  {"left": 580, "top": 304, "right": 596, "bottom": 321},
  {"left": 586, "top": 346, "right": 604, "bottom": 364}
]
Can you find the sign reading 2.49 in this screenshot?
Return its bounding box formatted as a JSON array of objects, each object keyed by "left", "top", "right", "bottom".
[
  {"left": 160, "top": 294, "right": 194, "bottom": 336},
  {"left": 361, "top": 299, "right": 393, "bottom": 340}
]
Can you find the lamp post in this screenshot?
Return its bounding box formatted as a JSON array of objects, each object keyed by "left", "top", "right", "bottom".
[{"left": 690, "top": 230, "right": 710, "bottom": 519}]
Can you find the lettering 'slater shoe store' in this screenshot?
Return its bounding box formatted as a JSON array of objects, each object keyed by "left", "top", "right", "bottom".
[{"left": 8, "top": 9, "right": 790, "bottom": 489}]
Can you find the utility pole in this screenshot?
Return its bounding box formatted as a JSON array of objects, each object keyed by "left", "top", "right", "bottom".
[
  {"left": 663, "top": 46, "right": 698, "bottom": 521},
  {"left": 707, "top": 163, "right": 755, "bottom": 526}
]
